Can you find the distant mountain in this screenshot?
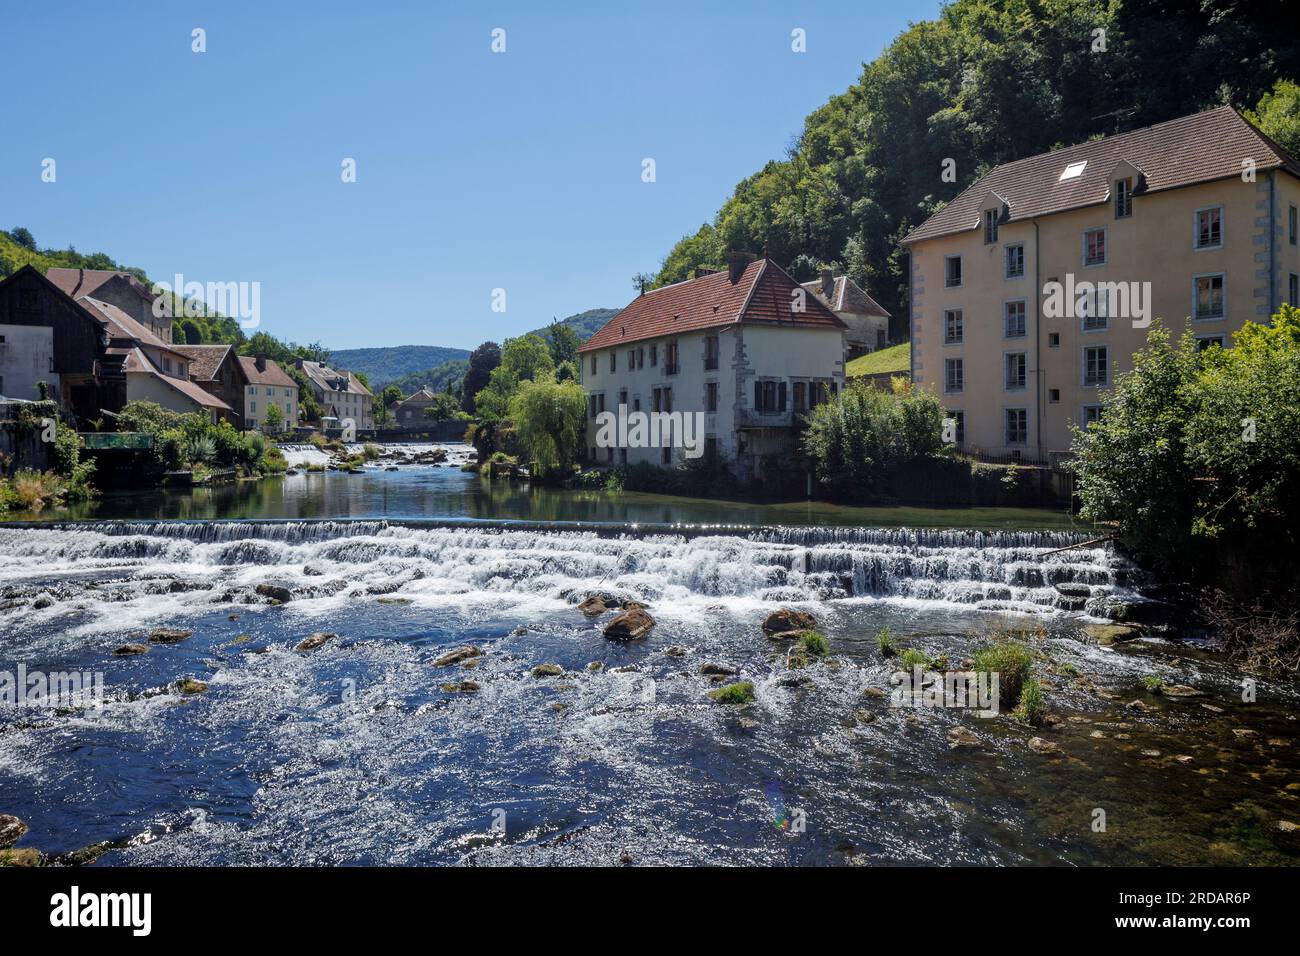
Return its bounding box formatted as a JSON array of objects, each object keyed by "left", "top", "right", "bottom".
[
  {"left": 327, "top": 345, "right": 471, "bottom": 387},
  {"left": 526, "top": 307, "right": 619, "bottom": 342},
  {"left": 386, "top": 358, "right": 469, "bottom": 398}
]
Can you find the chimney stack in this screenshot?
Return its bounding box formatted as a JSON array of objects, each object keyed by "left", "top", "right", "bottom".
[
  {"left": 726, "top": 251, "right": 756, "bottom": 284},
  {"left": 820, "top": 268, "right": 834, "bottom": 299}
]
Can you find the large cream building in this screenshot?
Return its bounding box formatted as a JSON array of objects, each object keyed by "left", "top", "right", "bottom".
[
  {"left": 578, "top": 254, "right": 847, "bottom": 483},
  {"left": 904, "top": 106, "right": 1300, "bottom": 459}
]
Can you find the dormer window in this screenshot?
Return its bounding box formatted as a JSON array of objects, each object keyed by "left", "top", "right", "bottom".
[
  {"left": 1114, "top": 177, "right": 1133, "bottom": 219},
  {"left": 983, "top": 209, "right": 999, "bottom": 244},
  {"left": 1059, "top": 160, "right": 1087, "bottom": 181}
]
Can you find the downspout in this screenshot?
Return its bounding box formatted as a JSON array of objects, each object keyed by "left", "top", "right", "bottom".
[{"left": 1033, "top": 219, "right": 1043, "bottom": 462}]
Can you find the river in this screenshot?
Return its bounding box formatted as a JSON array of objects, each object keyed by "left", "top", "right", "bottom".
[{"left": 1, "top": 443, "right": 1296, "bottom": 865}]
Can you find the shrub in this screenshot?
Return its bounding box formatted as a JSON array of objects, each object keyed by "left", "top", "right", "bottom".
[
  {"left": 184, "top": 435, "right": 217, "bottom": 466},
  {"left": 260, "top": 446, "right": 288, "bottom": 474},
  {"left": 1142, "top": 675, "right": 1165, "bottom": 695},
  {"left": 362, "top": 443, "right": 381, "bottom": 461},
  {"left": 970, "top": 640, "right": 1033, "bottom": 706},
  {"left": 788, "top": 631, "right": 830, "bottom": 668},
  {"left": 306, "top": 432, "right": 327, "bottom": 449},
  {"left": 9, "top": 470, "right": 64, "bottom": 511},
  {"left": 876, "top": 626, "right": 897, "bottom": 657},
  {"left": 898, "top": 647, "right": 933, "bottom": 671}
]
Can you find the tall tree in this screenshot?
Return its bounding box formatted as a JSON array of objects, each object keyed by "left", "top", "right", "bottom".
[{"left": 460, "top": 341, "right": 501, "bottom": 414}]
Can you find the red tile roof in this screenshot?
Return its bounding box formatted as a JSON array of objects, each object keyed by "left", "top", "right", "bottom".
[
  {"left": 173, "top": 344, "right": 233, "bottom": 382},
  {"left": 579, "top": 257, "right": 845, "bottom": 353},
  {"left": 46, "top": 268, "right": 157, "bottom": 304},
  {"left": 114, "top": 347, "right": 233, "bottom": 410},
  {"left": 237, "top": 355, "right": 297, "bottom": 389},
  {"left": 904, "top": 106, "right": 1300, "bottom": 245},
  {"left": 78, "top": 296, "right": 181, "bottom": 355}
]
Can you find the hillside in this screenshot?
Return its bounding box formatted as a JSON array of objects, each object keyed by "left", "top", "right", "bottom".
[
  {"left": 327, "top": 345, "right": 471, "bottom": 387},
  {"left": 847, "top": 342, "right": 909, "bottom": 378},
  {"left": 526, "top": 308, "right": 618, "bottom": 343}
]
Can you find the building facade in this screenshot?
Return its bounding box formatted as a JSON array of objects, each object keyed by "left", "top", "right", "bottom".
[
  {"left": 800, "top": 270, "right": 891, "bottom": 359},
  {"left": 578, "top": 255, "right": 846, "bottom": 483},
  {"left": 903, "top": 106, "right": 1300, "bottom": 459},
  {"left": 296, "top": 360, "right": 373, "bottom": 433},
  {"left": 238, "top": 356, "right": 298, "bottom": 433}
]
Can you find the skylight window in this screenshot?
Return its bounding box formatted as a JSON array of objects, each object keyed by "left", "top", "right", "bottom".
[{"left": 1059, "top": 160, "right": 1087, "bottom": 181}]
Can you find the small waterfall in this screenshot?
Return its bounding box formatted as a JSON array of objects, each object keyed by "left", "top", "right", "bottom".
[{"left": 0, "top": 519, "right": 1135, "bottom": 614}]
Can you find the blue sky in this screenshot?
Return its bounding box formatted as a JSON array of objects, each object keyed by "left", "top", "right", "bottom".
[{"left": 1, "top": 1, "right": 940, "bottom": 350}]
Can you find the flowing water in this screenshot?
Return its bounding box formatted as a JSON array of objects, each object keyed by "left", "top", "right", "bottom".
[{"left": 2, "top": 511, "right": 1298, "bottom": 866}]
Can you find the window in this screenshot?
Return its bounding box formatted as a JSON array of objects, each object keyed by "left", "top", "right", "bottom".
[
  {"left": 609, "top": 351, "right": 616, "bottom": 373},
  {"left": 250, "top": 400, "right": 257, "bottom": 413},
  {"left": 1048, "top": 388, "right": 1060, "bottom": 404},
  {"left": 637, "top": 347, "right": 644, "bottom": 368},
  {"left": 1059, "top": 161, "right": 1087, "bottom": 181},
  {"left": 1005, "top": 408, "right": 1028, "bottom": 444},
  {"left": 1081, "top": 405, "right": 1103, "bottom": 428},
  {"left": 1291, "top": 204, "right": 1297, "bottom": 246},
  {"left": 1048, "top": 332, "right": 1060, "bottom": 348},
  {"left": 1005, "top": 243, "right": 1025, "bottom": 279},
  {"left": 628, "top": 349, "right": 635, "bottom": 368},
  {"left": 1194, "top": 274, "right": 1225, "bottom": 320},
  {"left": 1290, "top": 273, "right": 1298, "bottom": 306},
  {"left": 948, "top": 410, "right": 965, "bottom": 445},
  {"left": 753, "top": 380, "right": 787, "bottom": 413},
  {"left": 793, "top": 381, "right": 807, "bottom": 412},
  {"left": 650, "top": 345, "right": 658, "bottom": 367},
  {"left": 705, "top": 381, "right": 718, "bottom": 412},
  {"left": 944, "top": 309, "right": 963, "bottom": 344},
  {"left": 1081, "top": 285, "right": 1108, "bottom": 332},
  {"left": 1083, "top": 228, "right": 1106, "bottom": 266},
  {"left": 1004, "top": 352, "right": 1027, "bottom": 391},
  {"left": 704, "top": 335, "right": 719, "bottom": 371},
  {"left": 598, "top": 393, "right": 606, "bottom": 413},
  {"left": 1004, "top": 300, "right": 1026, "bottom": 338},
  {"left": 1196, "top": 335, "right": 1225, "bottom": 351},
  {"left": 662, "top": 446, "right": 671, "bottom": 465},
  {"left": 1195, "top": 206, "right": 1223, "bottom": 249},
  {"left": 590, "top": 354, "right": 597, "bottom": 375},
  {"left": 944, "top": 256, "right": 962, "bottom": 288},
  {"left": 1083, "top": 345, "right": 1108, "bottom": 387},
  {"left": 665, "top": 342, "right": 679, "bottom": 375},
  {"left": 618, "top": 389, "right": 628, "bottom": 407},
  {"left": 1114, "top": 178, "right": 1132, "bottom": 218},
  {"left": 983, "top": 209, "right": 998, "bottom": 244},
  {"left": 944, "top": 358, "right": 964, "bottom": 394}
]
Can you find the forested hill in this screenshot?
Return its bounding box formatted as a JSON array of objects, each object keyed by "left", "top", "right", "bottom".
[
  {"left": 647, "top": 0, "right": 1300, "bottom": 340},
  {"left": 527, "top": 308, "right": 619, "bottom": 343},
  {"left": 327, "top": 346, "right": 471, "bottom": 385}
]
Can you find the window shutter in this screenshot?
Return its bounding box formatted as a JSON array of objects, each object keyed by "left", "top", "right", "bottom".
[
  {"left": 778, "top": 382, "right": 787, "bottom": 412},
  {"left": 754, "top": 381, "right": 762, "bottom": 410}
]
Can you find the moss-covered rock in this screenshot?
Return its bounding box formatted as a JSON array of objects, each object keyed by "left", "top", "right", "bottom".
[{"left": 708, "top": 681, "right": 755, "bottom": 705}]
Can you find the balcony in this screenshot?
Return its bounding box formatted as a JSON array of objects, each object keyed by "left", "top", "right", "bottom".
[{"left": 735, "top": 407, "right": 796, "bottom": 429}]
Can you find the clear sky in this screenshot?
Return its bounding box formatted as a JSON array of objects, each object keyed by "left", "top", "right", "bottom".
[{"left": 1, "top": 0, "right": 940, "bottom": 350}]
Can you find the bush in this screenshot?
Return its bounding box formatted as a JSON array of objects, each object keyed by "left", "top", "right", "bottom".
[
  {"left": 8, "top": 470, "right": 65, "bottom": 511},
  {"left": 876, "top": 626, "right": 897, "bottom": 657},
  {"left": 362, "top": 443, "right": 381, "bottom": 461},
  {"left": 970, "top": 640, "right": 1033, "bottom": 707},
  {"left": 508, "top": 372, "right": 586, "bottom": 481},
  {"left": 52, "top": 422, "right": 96, "bottom": 501},
  {"left": 898, "top": 647, "right": 933, "bottom": 671},
  {"left": 1013, "top": 677, "right": 1046, "bottom": 726},
  {"left": 708, "top": 682, "right": 755, "bottom": 704},
  {"left": 184, "top": 435, "right": 217, "bottom": 466}
]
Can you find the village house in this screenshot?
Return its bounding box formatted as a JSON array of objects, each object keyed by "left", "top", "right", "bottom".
[
  {"left": 800, "top": 269, "right": 891, "bottom": 359},
  {"left": 903, "top": 105, "right": 1300, "bottom": 460},
  {"left": 391, "top": 387, "right": 440, "bottom": 429},
  {"left": 46, "top": 267, "right": 173, "bottom": 344},
  {"left": 238, "top": 355, "right": 298, "bottom": 433},
  {"left": 296, "top": 359, "right": 373, "bottom": 433},
  {"left": 578, "top": 253, "right": 846, "bottom": 483}
]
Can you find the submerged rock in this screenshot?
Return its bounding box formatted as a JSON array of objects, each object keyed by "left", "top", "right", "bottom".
[
  {"left": 699, "top": 663, "right": 738, "bottom": 676},
  {"left": 1086, "top": 623, "right": 1142, "bottom": 646},
  {"left": 708, "top": 681, "right": 755, "bottom": 704},
  {"left": 434, "top": 645, "right": 482, "bottom": 667},
  {"left": 766, "top": 627, "right": 815, "bottom": 643},
  {"left": 664, "top": 645, "right": 686, "bottom": 657},
  {"left": 175, "top": 678, "right": 209, "bottom": 695},
  {"left": 441, "top": 680, "right": 479, "bottom": 694},
  {"left": 149, "top": 628, "right": 192, "bottom": 644},
  {"left": 947, "top": 725, "right": 981, "bottom": 750},
  {"left": 603, "top": 609, "right": 654, "bottom": 641},
  {"left": 112, "top": 643, "right": 149, "bottom": 656},
  {"left": 294, "top": 632, "right": 336, "bottom": 652},
  {"left": 531, "top": 664, "right": 563, "bottom": 678},
  {"left": 0, "top": 814, "right": 28, "bottom": 849},
  {"left": 762, "top": 608, "right": 816, "bottom": 636},
  {"left": 1028, "top": 736, "right": 1062, "bottom": 756},
  {"left": 586, "top": 661, "right": 604, "bottom": 672}
]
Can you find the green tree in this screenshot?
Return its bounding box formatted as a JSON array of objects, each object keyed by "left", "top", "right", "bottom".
[
  {"left": 263, "top": 402, "right": 285, "bottom": 433},
  {"left": 422, "top": 392, "right": 466, "bottom": 422},
  {"left": 460, "top": 341, "right": 501, "bottom": 414},
  {"left": 1245, "top": 78, "right": 1300, "bottom": 157},
  {"left": 544, "top": 320, "right": 582, "bottom": 367},
  {"left": 474, "top": 334, "right": 555, "bottom": 420},
  {"left": 508, "top": 372, "right": 586, "bottom": 480},
  {"left": 9, "top": 227, "right": 35, "bottom": 250}
]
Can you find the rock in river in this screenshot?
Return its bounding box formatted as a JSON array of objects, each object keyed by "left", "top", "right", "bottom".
[
  {"left": 762, "top": 608, "right": 817, "bottom": 636},
  {"left": 1085, "top": 623, "right": 1142, "bottom": 646},
  {"left": 112, "top": 643, "right": 149, "bottom": 656},
  {"left": 531, "top": 663, "right": 564, "bottom": 678},
  {"left": 0, "top": 814, "right": 28, "bottom": 849},
  {"left": 294, "top": 632, "right": 336, "bottom": 652},
  {"left": 604, "top": 609, "right": 655, "bottom": 641},
  {"left": 256, "top": 584, "right": 293, "bottom": 604},
  {"left": 434, "top": 645, "right": 483, "bottom": 667},
  {"left": 149, "top": 628, "right": 192, "bottom": 644},
  {"left": 578, "top": 596, "right": 608, "bottom": 616}
]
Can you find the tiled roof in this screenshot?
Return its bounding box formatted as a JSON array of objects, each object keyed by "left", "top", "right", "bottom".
[
  {"left": 237, "top": 355, "right": 297, "bottom": 389},
  {"left": 115, "top": 347, "right": 232, "bottom": 410},
  {"left": 173, "top": 344, "right": 232, "bottom": 381},
  {"left": 297, "top": 360, "right": 372, "bottom": 397},
  {"left": 800, "top": 275, "right": 890, "bottom": 318},
  {"left": 579, "top": 257, "right": 845, "bottom": 353},
  {"left": 46, "top": 268, "right": 157, "bottom": 304},
  {"left": 78, "top": 296, "right": 180, "bottom": 355},
  {"left": 398, "top": 388, "right": 438, "bottom": 403},
  {"left": 904, "top": 106, "right": 1300, "bottom": 245}
]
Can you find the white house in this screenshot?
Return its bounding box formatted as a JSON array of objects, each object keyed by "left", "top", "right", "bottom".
[
  {"left": 578, "top": 254, "right": 847, "bottom": 483},
  {"left": 296, "top": 360, "right": 373, "bottom": 433}
]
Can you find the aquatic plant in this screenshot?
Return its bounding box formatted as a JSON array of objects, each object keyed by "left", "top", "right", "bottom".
[
  {"left": 708, "top": 682, "right": 755, "bottom": 705},
  {"left": 877, "top": 626, "right": 897, "bottom": 657},
  {"left": 1142, "top": 675, "right": 1165, "bottom": 695},
  {"left": 970, "top": 640, "right": 1033, "bottom": 706},
  {"left": 1014, "top": 678, "right": 1046, "bottom": 726}
]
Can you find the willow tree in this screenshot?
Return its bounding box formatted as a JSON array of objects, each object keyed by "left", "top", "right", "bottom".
[{"left": 508, "top": 371, "right": 586, "bottom": 481}]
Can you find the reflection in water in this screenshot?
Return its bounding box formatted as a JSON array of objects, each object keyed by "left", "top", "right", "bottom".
[{"left": 8, "top": 444, "right": 1084, "bottom": 530}]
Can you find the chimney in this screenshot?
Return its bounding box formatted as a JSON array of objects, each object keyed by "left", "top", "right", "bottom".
[
  {"left": 726, "top": 251, "right": 756, "bottom": 284},
  {"left": 255, "top": 354, "right": 267, "bottom": 372},
  {"left": 820, "top": 268, "right": 834, "bottom": 299}
]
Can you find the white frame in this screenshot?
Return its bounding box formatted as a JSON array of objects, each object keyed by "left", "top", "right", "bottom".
[
  {"left": 943, "top": 308, "right": 964, "bottom": 345},
  {"left": 1194, "top": 333, "right": 1226, "bottom": 351},
  {"left": 1004, "top": 242, "right": 1025, "bottom": 280},
  {"left": 1003, "top": 350, "right": 1027, "bottom": 392},
  {"left": 1003, "top": 407, "right": 1029, "bottom": 445},
  {"left": 1082, "top": 226, "right": 1107, "bottom": 267},
  {"left": 943, "top": 357, "right": 964, "bottom": 394},
  {"left": 1113, "top": 177, "right": 1133, "bottom": 219},
  {"left": 983, "top": 209, "right": 998, "bottom": 245},
  {"left": 1193, "top": 204, "right": 1224, "bottom": 251},
  {"left": 1003, "top": 298, "right": 1027, "bottom": 339},
  {"left": 1191, "top": 272, "right": 1227, "bottom": 322},
  {"left": 1081, "top": 344, "right": 1109, "bottom": 388},
  {"left": 1080, "top": 404, "right": 1104, "bottom": 429}
]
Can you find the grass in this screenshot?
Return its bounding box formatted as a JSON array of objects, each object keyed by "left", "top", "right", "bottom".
[
  {"left": 1142, "top": 675, "right": 1165, "bottom": 695},
  {"left": 1013, "top": 677, "right": 1047, "bottom": 726},
  {"left": 846, "top": 342, "right": 910, "bottom": 378},
  {"left": 876, "top": 626, "right": 897, "bottom": 657},
  {"left": 708, "top": 681, "right": 755, "bottom": 704},
  {"left": 898, "top": 647, "right": 933, "bottom": 671},
  {"left": 788, "top": 631, "right": 830, "bottom": 668},
  {"left": 970, "top": 640, "right": 1034, "bottom": 706}
]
